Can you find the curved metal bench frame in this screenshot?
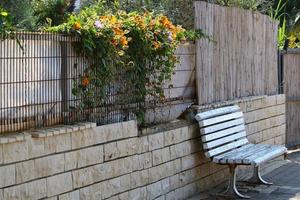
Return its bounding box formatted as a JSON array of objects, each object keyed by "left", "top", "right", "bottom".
[{"left": 195, "top": 105, "right": 287, "bottom": 199}]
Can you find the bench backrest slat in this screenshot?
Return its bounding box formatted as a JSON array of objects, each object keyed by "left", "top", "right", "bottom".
[
  {"left": 202, "top": 124, "right": 245, "bottom": 142},
  {"left": 198, "top": 112, "right": 243, "bottom": 127},
  {"left": 195, "top": 105, "right": 240, "bottom": 120},
  {"left": 205, "top": 138, "right": 249, "bottom": 157},
  {"left": 195, "top": 105, "right": 249, "bottom": 158},
  {"left": 203, "top": 131, "right": 246, "bottom": 149},
  {"left": 201, "top": 118, "right": 245, "bottom": 135}
]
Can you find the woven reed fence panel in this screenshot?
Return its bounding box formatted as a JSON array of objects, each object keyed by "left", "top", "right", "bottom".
[
  {"left": 195, "top": 1, "right": 278, "bottom": 105},
  {"left": 283, "top": 50, "right": 300, "bottom": 147}
]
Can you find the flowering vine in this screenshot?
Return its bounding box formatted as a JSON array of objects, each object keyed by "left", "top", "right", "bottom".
[{"left": 47, "top": 8, "right": 203, "bottom": 124}]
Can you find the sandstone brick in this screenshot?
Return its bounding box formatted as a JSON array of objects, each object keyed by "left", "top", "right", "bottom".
[
  {"left": 243, "top": 95, "right": 277, "bottom": 112},
  {"left": 246, "top": 115, "right": 285, "bottom": 135},
  {"left": 65, "top": 151, "right": 77, "bottom": 171},
  {"left": 44, "top": 197, "right": 58, "bottom": 200},
  {"left": 93, "top": 120, "right": 138, "bottom": 145},
  {"left": 73, "top": 155, "right": 139, "bottom": 189},
  {"left": 79, "top": 183, "right": 102, "bottom": 200},
  {"left": 149, "top": 132, "right": 165, "bottom": 151},
  {"left": 0, "top": 146, "right": 3, "bottom": 165},
  {"left": 20, "top": 179, "right": 47, "bottom": 199},
  {"left": 179, "top": 182, "right": 198, "bottom": 199},
  {"left": 137, "top": 136, "right": 149, "bottom": 153},
  {"left": 47, "top": 173, "right": 72, "bottom": 196},
  {"left": 181, "top": 152, "right": 208, "bottom": 171},
  {"left": 244, "top": 104, "right": 285, "bottom": 124},
  {"left": 59, "top": 190, "right": 79, "bottom": 200},
  {"left": 3, "top": 141, "right": 29, "bottom": 163},
  {"left": 274, "top": 135, "right": 285, "bottom": 145},
  {"left": 276, "top": 94, "right": 286, "bottom": 105},
  {"left": 72, "top": 166, "right": 94, "bottom": 189},
  {"left": 155, "top": 195, "right": 166, "bottom": 200},
  {"left": 130, "top": 169, "right": 149, "bottom": 188},
  {"left": 171, "top": 158, "right": 183, "bottom": 174},
  {"left": 170, "top": 139, "right": 199, "bottom": 160},
  {"left": 148, "top": 162, "right": 170, "bottom": 183},
  {"left": 101, "top": 174, "right": 131, "bottom": 199},
  {"left": 118, "top": 192, "right": 129, "bottom": 200},
  {"left": 27, "top": 137, "right": 46, "bottom": 159},
  {"left": 248, "top": 131, "right": 263, "bottom": 144},
  {"left": 71, "top": 129, "right": 95, "bottom": 150},
  {"left": 165, "top": 191, "right": 176, "bottom": 200},
  {"left": 147, "top": 181, "right": 163, "bottom": 199},
  {"left": 77, "top": 145, "right": 104, "bottom": 168},
  {"left": 161, "top": 177, "right": 171, "bottom": 194},
  {"left": 104, "top": 138, "right": 137, "bottom": 161},
  {"left": 4, "top": 179, "right": 47, "bottom": 200},
  {"left": 129, "top": 187, "right": 147, "bottom": 200},
  {"left": 276, "top": 124, "right": 286, "bottom": 137},
  {"left": 34, "top": 154, "right": 64, "bottom": 178},
  {"left": 3, "top": 185, "right": 21, "bottom": 200},
  {"left": 107, "top": 195, "right": 119, "bottom": 200},
  {"left": 152, "top": 147, "right": 171, "bottom": 166},
  {"left": 196, "top": 162, "right": 211, "bottom": 179},
  {"left": 0, "top": 164, "right": 15, "bottom": 187},
  {"left": 16, "top": 160, "right": 35, "bottom": 184},
  {"left": 93, "top": 124, "right": 120, "bottom": 144},
  {"left": 44, "top": 133, "right": 71, "bottom": 153},
  {"left": 264, "top": 138, "right": 275, "bottom": 145},
  {"left": 169, "top": 174, "right": 181, "bottom": 191},
  {"left": 261, "top": 126, "right": 278, "bottom": 141},
  {"left": 164, "top": 128, "right": 185, "bottom": 146},
  {"left": 138, "top": 152, "right": 152, "bottom": 169},
  {"left": 121, "top": 120, "right": 138, "bottom": 138}
]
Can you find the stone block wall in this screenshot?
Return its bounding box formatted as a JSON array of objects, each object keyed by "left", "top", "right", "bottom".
[{"left": 0, "top": 94, "right": 285, "bottom": 200}]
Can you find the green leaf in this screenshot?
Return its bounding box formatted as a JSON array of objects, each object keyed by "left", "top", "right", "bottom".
[{"left": 0, "top": 12, "right": 8, "bottom": 17}]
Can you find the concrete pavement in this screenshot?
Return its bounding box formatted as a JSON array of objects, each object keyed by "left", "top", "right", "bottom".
[{"left": 188, "top": 150, "right": 300, "bottom": 200}]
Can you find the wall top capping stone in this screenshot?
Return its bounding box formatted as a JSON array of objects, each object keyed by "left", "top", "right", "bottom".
[
  {"left": 30, "top": 122, "right": 96, "bottom": 138},
  {"left": 0, "top": 133, "right": 31, "bottom": 145},
  {"left": 191, "top": 95, "right": 267, "bottom": 112},
  {"left": 0, "top": 122, "right": 96, "bottom": 144}
]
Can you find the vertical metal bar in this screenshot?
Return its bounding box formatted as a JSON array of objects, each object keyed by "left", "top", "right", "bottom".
[
  {"left": 278, "top": 50, "right": 284, "bottom": 94},
  {"left": 61, "top": 39, "right": 70, "bottom": 124}
]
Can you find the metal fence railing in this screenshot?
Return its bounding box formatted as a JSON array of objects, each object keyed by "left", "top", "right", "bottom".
[
  {"left": 0, "top": 32, "right": 196, "bottom": 133},
  {"left": 0, "top": 32, "right": 143, "bottom": 133}
]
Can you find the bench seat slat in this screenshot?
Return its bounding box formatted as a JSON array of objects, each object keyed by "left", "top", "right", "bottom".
[
  {"left": 219, "top": 144, "right": 271, "bottom": 164},
  {"left": 199, "top": 112, "right": 243, "bottom": 127},
  {"left": 201, "top": 118, "right": 245, "bottom": 135},
  {"left": 195, "top": 105, "right": 240, "bottom": 120},
  {"left": 203, "top": 131, "right": 246, "bottom": 149},
  {"left": 202, "top": 124, "right": 245, "bottom": 142},
  {"left": 252, "top": 146, "right": 287, "bottom": 166},
  {"left": 205, "top": 138, "right": 249, "bottom": 157},
  {"left": 243, "top": 145, "right": 287, "bottom": 165},
  {"left": 213, "top": 144, "right": 254, "bottom": 163}
]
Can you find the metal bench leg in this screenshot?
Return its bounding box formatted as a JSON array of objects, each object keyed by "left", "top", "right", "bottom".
[
  {"left": 248, "top": 165, "right": 273, "bottom": 185},
  {"left": 218, "top": 164, "right": 250, "bottom": 199}
]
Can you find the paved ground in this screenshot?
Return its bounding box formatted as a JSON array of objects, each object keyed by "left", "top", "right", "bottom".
[{"left": 188, "top": 150, "right": 300, "bottom": 200}]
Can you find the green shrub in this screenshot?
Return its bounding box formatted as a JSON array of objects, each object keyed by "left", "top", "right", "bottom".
[
  {"left": 33, "top": 0, "right": 74, "bottom": 28},
  {"left": 0, "top": 0, "right": 36, "bottom": 30},
  {"left": 0, "top": 6, "right": 13, "bottom": 34}
]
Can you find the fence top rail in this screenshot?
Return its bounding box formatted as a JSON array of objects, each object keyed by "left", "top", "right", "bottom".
[
  {"left": 0, "top": 31, "right": 80, "bottom": 42},
  {"left": 282, "top": 49, "right": 300, "bottom": 54}
]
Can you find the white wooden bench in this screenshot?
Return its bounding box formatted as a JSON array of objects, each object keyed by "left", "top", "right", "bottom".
[{"left": 195, "top": 105, "right": 287, "bottom": 199}]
